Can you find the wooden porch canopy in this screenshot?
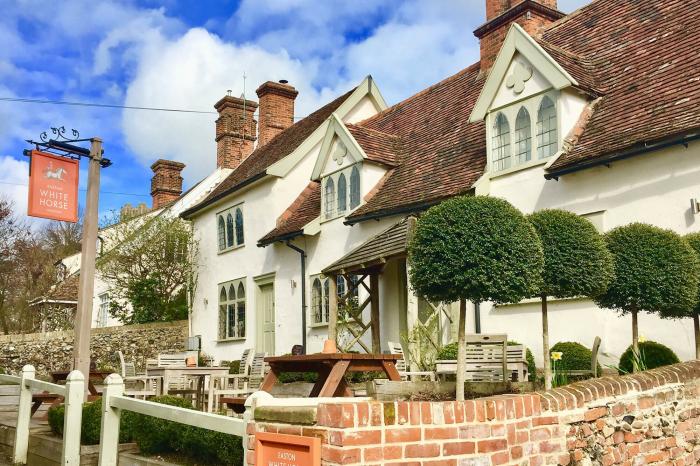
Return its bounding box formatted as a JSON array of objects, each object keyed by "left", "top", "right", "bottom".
[{"left": 322, "top": 217, "right": 416, "bottom": 354}]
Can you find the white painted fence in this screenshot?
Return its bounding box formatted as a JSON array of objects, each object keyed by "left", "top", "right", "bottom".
[
  {"left": 98, "top": 373, "right": 247, "bottom": 466},
  {"left": 0, "top": 364, "right": 84, "bottom": 465}
]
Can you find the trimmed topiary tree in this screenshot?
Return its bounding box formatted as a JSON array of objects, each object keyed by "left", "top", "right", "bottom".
[
  {"left": 595, "top": 223, "right": 700, "bottom": 371},
  {"left": 409, "top": 195, "right": 543, "bottom": 400},
  {"left": 668, "top": 233, "right": 700, "bottom": 359},
  {"left": 618, "top": 340, "right": 679, "bottom": 374},
  {"left": 529, "top": 209, "right": 613, "bottom": 389}
]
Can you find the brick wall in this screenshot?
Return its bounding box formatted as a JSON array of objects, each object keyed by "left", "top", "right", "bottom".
[
  {"left": 214, "top": 95, "right": 258, "bottom": 170},
  {"left": 246, "top": 361, "right": 700, "bottom": 465},
  {"left": 256, "top": 81, "right": 298, "bottom": 147}
]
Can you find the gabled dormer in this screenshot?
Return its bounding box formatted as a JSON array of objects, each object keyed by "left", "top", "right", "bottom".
[
  {"left": 470, "top": 24, "right": 592, "bottom": 178},
  {"left": 312, "top": 114, "right": 399, "bottom": 222}
]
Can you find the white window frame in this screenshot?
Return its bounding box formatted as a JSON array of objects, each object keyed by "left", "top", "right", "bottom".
[
  {"left": 216, "top": 203, "right": 245, "bottom": 253},
  {"left": 218, "top": 278, "right": 247, "bottom": 341},
  {"left": 97, "top": 292, "right": 109, "bottom": 328},
  {"left": 322, "top": 163, "right": 362, "bottom": 221},
  {"left": 486, "top": 90, "right": 560, "bottom": 177},
  {"left": 310, "top": 274, "right": 330, "bottom": 326}
]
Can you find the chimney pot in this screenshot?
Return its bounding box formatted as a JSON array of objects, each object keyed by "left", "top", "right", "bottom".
[
  {"left": 150, "top": 159, "right": 185, "bottom": 209},
  {"left": 256, "top": 80, "right": 298, "bottom": 147}
]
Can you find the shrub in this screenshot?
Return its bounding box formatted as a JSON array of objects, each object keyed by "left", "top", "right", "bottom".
[
  {"left": 618, "top": 341, "right": 680, "bottom": 374},
  {"left": 48, "top": 400, "right": 135, "bottom": 445},
  {"left": 130, "top": 395, "right": 243, "bottom": 464},
  {"left": 437, "top": 341, "right": 536, "bottom": 382},
  {"left": 550, "top": 342, "right": 602, "bottom": 376}
]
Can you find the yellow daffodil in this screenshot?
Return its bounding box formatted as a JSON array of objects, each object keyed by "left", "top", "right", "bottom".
[
  {"left": 639, "top": 335, "right": 647, "bottom": 343},
  {"left": 551, "top": 351, "right": 563, "bottom": 361}
]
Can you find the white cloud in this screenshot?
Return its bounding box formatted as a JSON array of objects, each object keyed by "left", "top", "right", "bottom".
[
  {"left": 0, "top": 155, "right": 30, "bottom": 217},
  {"left": 121, "top": 28, "right": 323, "bottom": 180}
]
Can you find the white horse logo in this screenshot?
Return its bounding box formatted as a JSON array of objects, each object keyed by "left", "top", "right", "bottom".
[{"left": 44, "top": 163, "right": 67, "bottom": 181}]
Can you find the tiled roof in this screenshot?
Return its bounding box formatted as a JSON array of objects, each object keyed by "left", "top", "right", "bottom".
[
  {"left": 348, "top": 0, "right": 700, "bottom": 220},
  {"left": 345, "top": 124, "right": 401, "bottom": 167},
  {"left": 543, "top": 0, "right": 700, "bottom": 171},
  {"left": 258, "top": 181, "right": 321, "bottom": 246},
  {"left": 185, "top": 88, "right": 355, "bottom": 216},
  {"left": 32, "top": 274, "right": 79, "bottom": 305},
  {"left": 347, "top": 64, "right": 486, "bottom": 222}
]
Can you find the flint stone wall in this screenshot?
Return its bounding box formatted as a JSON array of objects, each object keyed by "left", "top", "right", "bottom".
[{"left": 0, "top": 320, "right": 187, "bottom": 377}]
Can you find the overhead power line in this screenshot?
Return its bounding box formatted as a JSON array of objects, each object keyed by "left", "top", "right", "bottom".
[
  {"left": 0, "top": 180, "right": 150, "bottom": 197},
  {"left": 0, "top": 96, "right": 307, "bottom": 119}
]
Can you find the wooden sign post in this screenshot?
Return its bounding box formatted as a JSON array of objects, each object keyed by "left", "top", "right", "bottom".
[
  {"left": 255, "top": 432, "right": 320, "bottom": 466},
  {"left": 72, "top": 138, "right": 103, "bottom": 392}
]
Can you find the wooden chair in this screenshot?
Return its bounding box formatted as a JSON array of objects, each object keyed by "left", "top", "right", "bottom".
[
  {"left": 435, "top": 334, "right": 510, "bottom": 382},
  {"left": 118, "top": 351, "right": 161, "bottom": 399},
  {"left": 219, "top": 352, "right": 267, "bottom": 414},
  {"left": 206, "top": 349, "right": 253, "bottom": 412},
  {"left": 564, "top": 336, "right": 602, "bottom": 378},
  {"left": 386, "top": 341, "right": 436, "bottom": 381},
  {"left": 504, "top": 345, "right": 529, "bottom": 382},
  {"left": 157, "top": 353, "right": 189, "bottom": 367}
]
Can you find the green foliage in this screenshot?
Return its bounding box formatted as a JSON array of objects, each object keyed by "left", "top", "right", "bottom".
[
  {"left": 130, "top": 395, "right": 243, "bottom": 464},
  {"left": 550, "top": 341, "right": 602, "bottom": 376},
  {"left": 436, "top": 341, "right": 536, "bottom": 382},
  {"left": 48, "top": 400, "right": 135, "bottom": 445},
  {"left": 661, "top": 233, "right": 700, "bottom": 320},
  {"left": 618, "top": 341, "right": 679, "bottom": 374},
  {"left": 408, "top": 196, "right": 544, "bottom": 304},
  {"left": 528, "top": 209, "right": 613, "bottom": 298},
  {"left": 594, "top": 223, "right": 700, "bottom": 315}
]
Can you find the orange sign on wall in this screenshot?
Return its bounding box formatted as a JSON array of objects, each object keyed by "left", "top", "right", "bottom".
[
  {"left": 27, "top": 150, "right": 80, "bottom": 222},
  {"left": 255, "top": 432, "right": 320, "bottom": 466}
]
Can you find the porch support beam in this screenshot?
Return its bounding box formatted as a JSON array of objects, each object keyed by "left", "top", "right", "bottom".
[
  {"left": 370, "top": 273, "right": 381, "bottom": 354},
  {"left": 405, "top": 262, "right": 420, "bottom": 371},
  {"left": 328, "top": 274, "right": 338, "bottom": 343}
]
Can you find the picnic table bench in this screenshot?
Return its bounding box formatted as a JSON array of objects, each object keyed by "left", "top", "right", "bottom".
[{"left": 30, "top": 370, "right": 110, "bottom": 416}]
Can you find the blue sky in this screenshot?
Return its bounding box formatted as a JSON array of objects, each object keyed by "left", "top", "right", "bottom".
[{"left": 0, "top": 0, "right": 588, "bottom": 225}]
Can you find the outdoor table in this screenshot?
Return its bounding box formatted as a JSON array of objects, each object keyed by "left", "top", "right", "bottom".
[
  {"left": 51, "top": 370, "right": 112, "bottom": 396},
  {"left": 261, "top": 353, "right": 402, "bottom": 397},
  {"left": 146, "top": 366, "right": 230, "bottom": 410}
]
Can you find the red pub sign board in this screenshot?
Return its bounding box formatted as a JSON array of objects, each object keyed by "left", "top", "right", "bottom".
[
  {"left": 27, "top": 150, "right": 80, "bottom": 222},
  {"left": 255, "top": 432, "right": 320, "bottom": 466}
]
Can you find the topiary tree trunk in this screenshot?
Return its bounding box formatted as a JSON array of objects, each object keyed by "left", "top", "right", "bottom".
[
  {"left": 631, "top": 307, "right": 639, "bottom": 372},
  {"left": 456, "top": 299, "right": 467, "bottom": 401},
  {"left": 695, "top": 312, "right": 700, "bottom": 359},
  {"left": 541, "top": 294, "right": 552, "bottom": 390}
]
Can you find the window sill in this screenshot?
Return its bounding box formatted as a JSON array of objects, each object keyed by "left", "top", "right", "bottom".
[
  {"left": 217, "top": 244, "right": 245, "bottom": 255},
  {"left": 309, "top": 322, "right": 329, "bottom": 329},
  {"left": 216, "top": 337, "right": 246, "bottom": 343},
  {"left": 488, "top": 158, "right": 550, "bottom": 179}
]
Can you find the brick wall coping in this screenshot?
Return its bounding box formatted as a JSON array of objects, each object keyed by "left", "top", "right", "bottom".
[
  {"left": 0, "top": 320, "right": 188, "bottom": 343},
  {"left": 251, "top": 361, "right": 700, "bottom": 429}
]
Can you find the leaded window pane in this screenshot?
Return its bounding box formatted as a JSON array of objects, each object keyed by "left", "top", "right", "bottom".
[
  {"left": 350, "top": 166, "right": 360, "bottom": 208},
  {"left": 235, "top": 208, "right": 244, "bottom": 245},
  {"left": 324, "top": 178, "right": 335, "bottom": 218},
  {"left": 537, "top": 96, "right": 558, "bottom": 159},
  {"left": 337, "top": 173, "right": 347, "bottom": 214},
  {"left": 323, "top": 278, "right": 330, "bottom": 323},
  {"left": 492, "top": 112, "right": 511, "bottom": 171},
  {"left": 227, "top": 304, "right": 236, "bottom": 338},
  {"left": 336, "top": 275, "right": 346, "bottom": 300},
  {"left": 515, "top": 107, "right": 532, "bottom": 164},
  {"left": 217, "top": 216, "right": 226, "bottom": 251},
  {"left": 237, "top": 300, "right": 246, "bottom": 338},
  {"left": 312, "top": 278, "right": 322, "bottom": 323},
  {"left": 226, "top": 214, "right": 234, "bottom": 248}
]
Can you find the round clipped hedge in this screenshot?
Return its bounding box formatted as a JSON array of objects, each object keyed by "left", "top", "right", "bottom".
[
  {"left": 436, "top": 341, "right": 536, "bottom": 382},
  {"left": 618, "top": 340, "right": 680, "bottom": 374},
  {"left": 550, "top": 341, "right": 602, "bottom": 376}
]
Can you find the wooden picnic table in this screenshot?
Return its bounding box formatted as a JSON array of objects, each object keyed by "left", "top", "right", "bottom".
[
  {"left": 51, "top": 370, "right": 112, "bottom": 396},
  {"left": 261, "top": 353, "right": 402, "bottom": 397},
  {"left": 30, "top": 370, "right": 110, "bottom": 416},
  {"left": 146, "top": 366, "right": 230, "bottom": 410}
]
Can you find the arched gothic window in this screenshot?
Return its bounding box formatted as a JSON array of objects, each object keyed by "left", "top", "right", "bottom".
[
  {"left": 324, "top": 178, "right": 335, "bottom": 218},
  {"left": 312, "top": 278, "right": 323, "bottom": 324},
  {"left": 235, "top": 208, "right": 244, "bottom": 245},
  {"left": 217, "top": 216, "right": 226, "bottom": 251},
  {"left": 350, "top": 166, "right": 360, "bottom": 209},
  {"left": 515, "top": 107, "right": 532, "bottom": 164},
  {"left": 226, "top": 213, "right": 234, "bottom": 248},
  {"left": 537, "top": 96, "right": 558, "bottom": 159},
  {"left": 492, "top": 112, "right": 511, "bottom": 171},
  {"left": 337, "top": 173, "right": 347, "bottom": 214}
]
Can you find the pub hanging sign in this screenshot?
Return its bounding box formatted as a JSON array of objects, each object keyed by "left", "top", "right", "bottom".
[{"left": 27, "top": 150, "right": 79, "bottom": 223}]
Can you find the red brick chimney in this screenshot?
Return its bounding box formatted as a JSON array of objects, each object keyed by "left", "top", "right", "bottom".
[
  {"left": 256, "top": 80, "right": 298, "bottom": 147},
  {"left": 475, "top": 0, "right": 564, "bottom": 71},
  {"left": 151, "top": 159, "right": 185, "bottom": 209},
  {"left": 214, "top": 93, "right": 258, "bottom": 170}
]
